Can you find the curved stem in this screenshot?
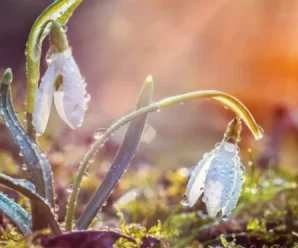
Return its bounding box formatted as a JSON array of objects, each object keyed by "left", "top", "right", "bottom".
[
  {"left": 158, "top": 91, "right": 263, "bottom": 140},
  {"left": 68, "top": 90, "right": 263, "bottom": 230}
]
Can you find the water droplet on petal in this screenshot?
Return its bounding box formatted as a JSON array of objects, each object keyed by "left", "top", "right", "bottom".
[
  {"left": 84, "top": 94, "right": 91, "bottom": 103},
  {"left": 222, "top": 216, "right": 229, "bottom": 221},
  {"left": 180, "top": 194, "right": 189, "bottom": 207},
  {"left": 240, "top": 165, "right": 246, "bottom": 172}
]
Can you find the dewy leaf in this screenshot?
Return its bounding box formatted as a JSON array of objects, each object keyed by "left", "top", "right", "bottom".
[
  {"left": 0, "top": 192, "right": 31, "bottom": 235},
  {"left": 76, "top": 76, "right": 154, "bottom": 230},
  {"left": 26, "top": 0, "right": 83, "bottom": 134},
  {"left": 0, "top": 69, "right": 54, "bottom": 231},
  {"left": 0, "top": 173, "right": 61, "bottom": 235}
]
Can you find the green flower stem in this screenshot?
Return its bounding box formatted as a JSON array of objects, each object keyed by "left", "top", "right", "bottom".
[
  {"left": 68, "top": 88, "right": 263, "bottom": 230},
  {"left": 26, "top": 0, "right": 83, "bottom": 138},
  {"left": 158, "top": 91, "right": 263, "bottom": 140}
]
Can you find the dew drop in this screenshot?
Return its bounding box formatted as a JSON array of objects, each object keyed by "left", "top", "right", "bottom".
[
  {"left": 62, "top": 25, "right": 68, "bottom": 32},
  {"left": 22, "top": 164, "right": 27, "bottom": 171},
  {"left": 55, "top": 205, "right": 60, "bottom": 212},
  {"left": 180, "top": 194, "right": 189, "bottom": 207},
  {"left": 82, "top": 172, "right": 88, "bottom": 179},
  {"left": 66, "top": 186, "right": 73, "bottom": 193},
  {"left": 93, "top": 128, "right": 106, "bottom": 140},
  {"left": 222, "top": 216, "right": 229, "bottom": 222},
  {"left": 84, "top": 94, "right": 91, "bottom": 103}
]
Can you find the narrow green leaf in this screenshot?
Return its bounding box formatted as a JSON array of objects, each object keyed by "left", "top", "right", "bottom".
[
  {"left": 0, "top": 192, "right": 31, "bottom": 235},
  {"left": 220, "top": 234, "right": 230, "bottom": 248},
  {"left": 0, "top": 174, "right": 61, "bottom": 235},
  {"left": 76, "top": 76, "right": 154, "bottom": 230},
  {"left": 0, "top": 69, "right": 55, "bottom": 230}
]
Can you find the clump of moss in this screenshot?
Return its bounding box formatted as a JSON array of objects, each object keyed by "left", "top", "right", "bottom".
[{"left": 114, "top": 209, "right": 177, "bottom": 247}]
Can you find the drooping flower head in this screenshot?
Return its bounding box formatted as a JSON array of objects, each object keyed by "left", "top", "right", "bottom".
[
  {"left": 185, "top": 117, "right": 244, "bottom": 218},
  {"left": 32, "top": 21, "right": 89, "bottom": 134}
]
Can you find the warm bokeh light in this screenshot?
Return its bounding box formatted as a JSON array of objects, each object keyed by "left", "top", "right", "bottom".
[{"left": 1, "top": 0, "right": 298, "bottom": 171}]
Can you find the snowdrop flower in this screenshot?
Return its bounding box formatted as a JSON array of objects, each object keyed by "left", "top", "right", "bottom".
[
  {"left": 185, "top": 118, "right": 244, "bottom": 217},
  {"left": 32, "top": 21, "right": 88, "bottom": 134}
]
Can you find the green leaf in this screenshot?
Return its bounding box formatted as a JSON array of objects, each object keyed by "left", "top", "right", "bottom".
[
  {"left": 0, "top": 69, "right": 55, "bottom": 231},
  {"left": 0, "top": 173, "right": 61, "bottom": 235},
  {"left": 0, "top": 192, "right": 31, "bottom": 235},
  {"left": 76, "top": 76, "right": 154, "bottom": 230},
  {"left": 220, "top": 234, "right": 230, "bottom": 248}
]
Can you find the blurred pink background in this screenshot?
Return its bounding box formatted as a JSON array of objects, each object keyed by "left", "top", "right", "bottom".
[{"left": 1, "top": 0, "right": 298, "bottom": 171}]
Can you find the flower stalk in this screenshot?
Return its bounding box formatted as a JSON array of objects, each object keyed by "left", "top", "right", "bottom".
[{"left": 71, "top": 85, "right": 263, "bottom": 230}]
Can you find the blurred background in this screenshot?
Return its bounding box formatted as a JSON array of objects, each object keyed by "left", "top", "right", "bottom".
[
  {"left": 0, "top": 1, "right": 297, "bottom": 246},
  {"left": 1, "top": 0, "right": 298, "bottom": 172}
]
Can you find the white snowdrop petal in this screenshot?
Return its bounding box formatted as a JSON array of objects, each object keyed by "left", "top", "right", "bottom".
[
  {"left": 186, "top": 151, "right": 216, "bottom": 207},
  {"left": 223, "top": 142, "right": 237, "bottom": 153},
  {"left": 221, "top": 142, "right": 239, "bottom": 158},
  {"left": 222, "top": 157, "right": 243, "bottom": 216},
  {"left": 203, "top": 143, "right": 237, "bottom": 217},
  {"left": 54, "top": 91, "right": 73, "bottom": 128},
  {"left": 203, "top": 180, "right": 224, "bottom": 217},
  {"left": 32, "top": 65, "right": 55, "bottom": 134},
  {"left": 54, "top": 49, "right": 86, "bottom": 128}
]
